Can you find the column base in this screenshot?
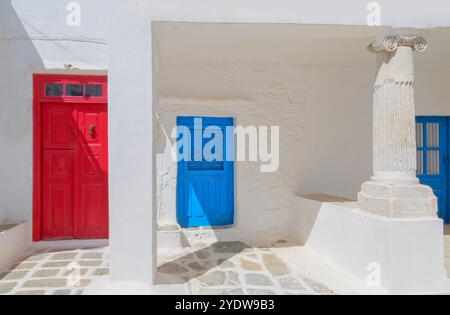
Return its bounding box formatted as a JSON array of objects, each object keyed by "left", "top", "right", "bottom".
[{"left": 358, "top": 180, "right": 438, "bottom": 218}]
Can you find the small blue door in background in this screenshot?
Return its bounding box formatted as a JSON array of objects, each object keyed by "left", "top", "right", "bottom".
[
  {"left": 177, "top": 117, "right": 235, "bottom": 228},
  {"left": 416, "top": 117, "right": 449, "bottom": 223}
]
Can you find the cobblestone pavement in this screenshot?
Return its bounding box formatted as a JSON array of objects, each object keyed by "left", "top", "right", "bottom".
[
  {"left": 157, "top": 242, "right": 335, "bottom": 295},
  {"left": 0, "top": 246, "right": 109, "bottom": 295}
]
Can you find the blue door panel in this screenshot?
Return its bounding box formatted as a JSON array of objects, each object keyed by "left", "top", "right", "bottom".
[
  {"left": 177, "top": 117, "right": 235, "bottom": 228},
  {"left": 416, "top": 117, "right": 449, "bottom": 223}
]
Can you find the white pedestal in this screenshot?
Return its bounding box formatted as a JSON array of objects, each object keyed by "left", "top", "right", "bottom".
[{"left": 304, "top": 200, "right": 450, "bottom": 294}]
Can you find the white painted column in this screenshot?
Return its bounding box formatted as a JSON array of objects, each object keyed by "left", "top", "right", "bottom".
[
  {"left": 108, "top": 3, "right": 156, "bottom": 284},
  {"left": 359, "top": 36, "right": 438, "bottom": 218}
]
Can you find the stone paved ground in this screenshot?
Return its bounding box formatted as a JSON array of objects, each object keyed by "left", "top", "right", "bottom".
[
  {"left": 157, "top": 241, "right": 335, "bottom": 295},
  {"left": 4, "top": 231, "right": 450, "bottom": 296},
  {"left": 1, "top": 241, "right": 334, "bottom": 296},
  {"left": 0, "top": 246, "right": 109, "bottom": 295}
]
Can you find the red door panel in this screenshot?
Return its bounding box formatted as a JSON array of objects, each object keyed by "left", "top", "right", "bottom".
[
  {"left": 42, "top": 103, "right": 75, "bottom": 150},
  {"left": 75, "top": 104, "right": 109, "bottom": 239},
  {"left": 42, "top": 150, "right": 75, "bottom": 240}
]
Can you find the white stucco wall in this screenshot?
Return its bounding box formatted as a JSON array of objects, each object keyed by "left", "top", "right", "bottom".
[
  {"left": 152, "top": 21, "right": 450, "bottom": 244},
  {"left": 155, "top": 59, "right": 307, "bottom": 242},
  {"left": 416, "top": 67, "right": 450, "bottom": 116},
  {"left": 303, "top": 65, "right": 373, "bottom": 199},
  {"left": 154, "top": 53, "right": 373, "bottom": 242},
  {"left": 125, "top": 0, "right": 450, "bottom": 29},
  {"left": 107, "top": 2, "right": 156, "bottom": 283},
  {"left": 0, "top": 0, "right": 108, "bottom": 223}
]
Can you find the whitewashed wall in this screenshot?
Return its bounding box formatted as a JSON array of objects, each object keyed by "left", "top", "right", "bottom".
[
  {"left": 303, "top": 65, "right": 373, "bottom": 199},
  {"left": 2, "top": 0, "right": 450, "bottom": 239},
  {"left": 153, "top": 29, "right": 450, "bottom": 244},
  {"left": 148, "top": 22, "right": 450, "bottom": 244},
  {"left": 154, "top": 48, "right": 373, "bottom": 242},
  {"left": 416, "top": 67, "right": 450, "bottom": 116},
  {"left": 0, "top": 0, "right": 108, "bottom": 223},
  {"left": 155, "top": 61, "right": 308, "bottom": 242}
]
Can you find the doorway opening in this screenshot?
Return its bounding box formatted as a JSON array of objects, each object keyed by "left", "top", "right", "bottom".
[
  {"left": 416, "top": 116, "right": 449, "bottom": 223},
  {"left": 176, "top": 116, "right": 235, "bottom": 228},
  {"left": 33, "top": 74, "right": 109, "bottom": 241}
]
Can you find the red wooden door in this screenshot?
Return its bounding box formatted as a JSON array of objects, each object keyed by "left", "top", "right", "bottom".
[
  {"left": 35, "top": 75, "right": 108, "bottom": 241},
  {"left": 75, "top": 104, "right": 109, "bottom": 239}
]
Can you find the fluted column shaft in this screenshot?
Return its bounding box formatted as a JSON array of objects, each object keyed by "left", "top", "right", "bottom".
[{"left": 372, "top": 47, "right": 418, "bottom": 184}]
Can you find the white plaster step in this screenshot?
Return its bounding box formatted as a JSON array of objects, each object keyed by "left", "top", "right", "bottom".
[
  {"left": 157, "top": 224, "right": 188, "bottom": 255},
  {"left": 0, "top": 221, "right": 32, "bottom": 272},
  {"left": 181, "top": 226, "right": 241, "bottom": 250}
]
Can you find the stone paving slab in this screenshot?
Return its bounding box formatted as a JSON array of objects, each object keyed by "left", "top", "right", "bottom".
[
  {"left": 15, "top": 290, "right": 46, "bottom": 296},
  {"left": 0, "top": 282, "right": 17, "bottom": 294},
  {"left": 157, "top": 241, "right": 336, "bottom": 295},
  {"left": 0, "top": 246, "right": 109, "bottom": 295}
]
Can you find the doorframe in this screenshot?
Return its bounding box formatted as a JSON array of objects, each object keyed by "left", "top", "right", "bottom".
[
  {"left": 33, "top": 74, "right": 108, "bottom": 241},
  {"left": 416, "top": 115, "right": 450, "bottom": 223},
  {"left": 176, "top": 116, "right": 236, "bottom": 228}
]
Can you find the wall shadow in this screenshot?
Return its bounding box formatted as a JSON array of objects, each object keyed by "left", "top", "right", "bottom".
[{"left": 0, "top": 1, "right": 45, "bottom": 224}]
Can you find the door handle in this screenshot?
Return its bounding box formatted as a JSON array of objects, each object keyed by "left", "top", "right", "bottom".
[{"left": 88, "top": 124, "right": 96, "bottom": 137}]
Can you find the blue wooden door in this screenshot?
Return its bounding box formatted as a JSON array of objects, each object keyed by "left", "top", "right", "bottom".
[
  {"left": 176, "top": 117, "right": 235, "bottom": 228},
  {"left": 416, "top": 117, "right": 449, "bottom": 223}
]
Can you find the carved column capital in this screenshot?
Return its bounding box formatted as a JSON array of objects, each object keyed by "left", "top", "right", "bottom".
[{"left": 368, "top": 36, "right": 427, "bottom": 54}]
